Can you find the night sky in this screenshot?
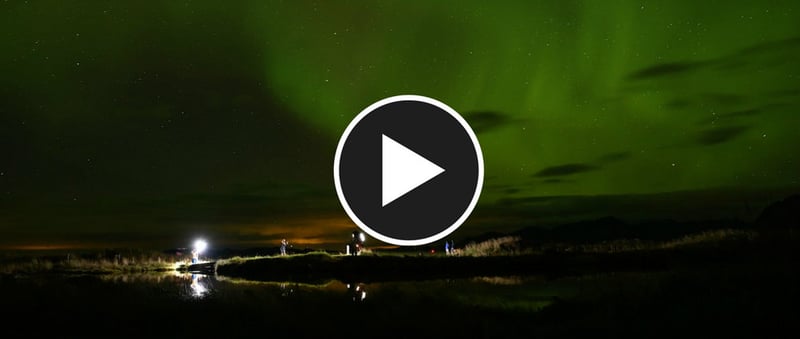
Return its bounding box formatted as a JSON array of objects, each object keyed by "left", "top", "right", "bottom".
[{"left": 1, "top": 1, "right": 799, "bottom": 250}]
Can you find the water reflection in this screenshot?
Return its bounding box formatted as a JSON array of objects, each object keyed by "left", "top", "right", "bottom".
[
  {"left": 190, "top": 274, "right": 209, "bottom": 298},
  {"left": 96, "top": 272, "right": 566, "bottom": 311},
  {"left": 171, "top": 272, "right": 215, "bottom": 299},
  {"left": 279, "top": 282, "right": 295, "bottom": 297},
  {"left": 346, "top": 283, "right": 367, "bottom": 302}
]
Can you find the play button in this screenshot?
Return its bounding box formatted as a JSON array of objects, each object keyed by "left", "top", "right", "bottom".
[
  {"left": 382, "top": 134, "right": 445, "bottom": 207},
  {"left": 334, "top": 95, "right": 484, "bottom": 246}
]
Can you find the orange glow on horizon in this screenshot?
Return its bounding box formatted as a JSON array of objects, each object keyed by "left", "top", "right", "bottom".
[
  {"left": 1, "top": 244, "right": 88, "bottom": 251},
  {"left": 228, "top": 214, "right": 361, "bottom": 248},
  {"left": 1, "top": 214, "right": 402, "bottom": 251}
]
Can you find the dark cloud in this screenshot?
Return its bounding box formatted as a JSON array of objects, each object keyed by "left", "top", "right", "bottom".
[
  {"left": 627, "top": 36, "right": 800, "bottom": 81},
  {"left": 626, "top": 61, "right": 707, "bottom": 80},
  {"left": 463, "top": 111, "right": 516, "bottom": 133},
  {"left": 695, "top": 125, "right": 750, "bottom": 145},
  {"left": 533, "top": 154, "right": 626, "bottom": 179},
  {"left": 533, "top": 163, "right": 598, "bottom": 177}
]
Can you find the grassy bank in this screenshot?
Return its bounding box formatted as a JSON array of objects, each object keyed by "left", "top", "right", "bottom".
[
  {"left": 213, "top": 229, "right": 779, "bottom": 283},
  {"left": 0, "top": 250, "right": 178, "bottom": 275},
  {"left": 1, "top": 228, "right": 781, "bottom": 280}
]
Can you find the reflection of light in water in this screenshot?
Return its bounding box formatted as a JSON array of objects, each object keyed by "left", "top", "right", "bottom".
[
  {"left": 190, "top": 274, "right": 208, "bottom": 298},
  {"left": 280, "top": 282, "right": 294, "bottom": 297},
  {"left": 349, "top": 283, "right": 367, "bottom": 302}
]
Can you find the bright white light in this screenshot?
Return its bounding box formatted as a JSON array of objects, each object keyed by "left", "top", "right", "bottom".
[
  {"left": 194, "top": 239, "right": 208, "bottom": 254},
  {"left": 359, "top": 232, "right": 365, "bottom": 242}
]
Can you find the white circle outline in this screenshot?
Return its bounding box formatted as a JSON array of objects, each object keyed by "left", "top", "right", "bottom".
[{"left": 333, "top": 95, "right": 484, "bottom": 246}]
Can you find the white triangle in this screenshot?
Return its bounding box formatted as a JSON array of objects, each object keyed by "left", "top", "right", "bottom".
[{"left": 382, "top": 134, "right": 445, "bottom": 207}]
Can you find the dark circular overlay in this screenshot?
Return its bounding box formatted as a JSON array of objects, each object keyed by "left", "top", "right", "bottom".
[{"left": 334, "top": 95, "right": 484, "bottom": 246}]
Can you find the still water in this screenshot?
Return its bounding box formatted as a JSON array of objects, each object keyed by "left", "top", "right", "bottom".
[
  {"left": 2, "top": 268, "right": 782, "bottom": 337},
  {"left": 0, "top": 272, "right": 581, "bottom": 336},
  {"left": 159, "top": 272, "right": 567, "bottom": 307},
  {"left": 99, "top": 271, "right": 572, "bottom": 312}
]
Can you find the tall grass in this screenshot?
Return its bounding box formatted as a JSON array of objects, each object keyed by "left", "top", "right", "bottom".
[
  {"left": 0, "top": 250, "right": 179, "bottom": 275},
  {"left": 536, "top": 228, "right": 757, "bottom": 254},
  {"left": 461, "top": 229, "right": 756, "bottom": 256},
  {"left": 659, "top": 229, "right": 756, "bottom": 249},
  {"left": 463, "top": 236, "right": 522, "bottom": 257}
]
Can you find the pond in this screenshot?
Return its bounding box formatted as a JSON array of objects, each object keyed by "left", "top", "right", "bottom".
[
  {"left": 0, "top": 266, "right": 791, "bottom": 337},
  {"left": 0, "top": 271, "right": 577, "bottom": 336}
]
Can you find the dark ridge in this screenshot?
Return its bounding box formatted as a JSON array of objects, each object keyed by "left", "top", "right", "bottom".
[{"left": 756, "top": 194, "right": 800, "bottom": 230}]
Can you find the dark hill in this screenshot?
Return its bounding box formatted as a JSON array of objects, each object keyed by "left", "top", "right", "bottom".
[
  {"left": 511, "top": 217, "right": 747, "bottom": 245},
  {"left": 756, "top": 194, "right": 800, "bottom": 230}
]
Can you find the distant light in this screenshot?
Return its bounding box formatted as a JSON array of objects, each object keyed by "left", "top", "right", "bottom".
[
  {"left": 194, "top": 239, "right": 208, "bottom": 254},
  {"left": 359, "top": 232, "right": 365, "bottom": 242}
]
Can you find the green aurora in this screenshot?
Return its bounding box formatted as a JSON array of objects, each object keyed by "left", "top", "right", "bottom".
[{"left": 1, "top": 1, "right": 798, "bottom": 248}]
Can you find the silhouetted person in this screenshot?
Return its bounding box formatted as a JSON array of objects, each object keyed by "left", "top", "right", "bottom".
[{"left": 350, "top": 231, "right": 365, "bottom": 256}]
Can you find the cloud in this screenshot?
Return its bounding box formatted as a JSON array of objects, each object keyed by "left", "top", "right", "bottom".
[
  {"left": 463, "top": 111, "right": 516, "bottom": 133},
  {"left": 627, "top": 36, "right": 800, "bottom": 81},
  {"left": 695, "top": 125, "right": 750, "bottom": 145},
  {"left": 532, "top": 154, "right": 628, "bottom": 180},
  {"left": 626, "top": 61, "right": 708, "bottom": 80},
  {"left": 533, "top": 163, "right": 598, "bottom": 177}
]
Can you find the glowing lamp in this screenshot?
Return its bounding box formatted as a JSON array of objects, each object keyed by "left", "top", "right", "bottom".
[{"left": 194, "top": 239, "right": 208, "bottom": 254}]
